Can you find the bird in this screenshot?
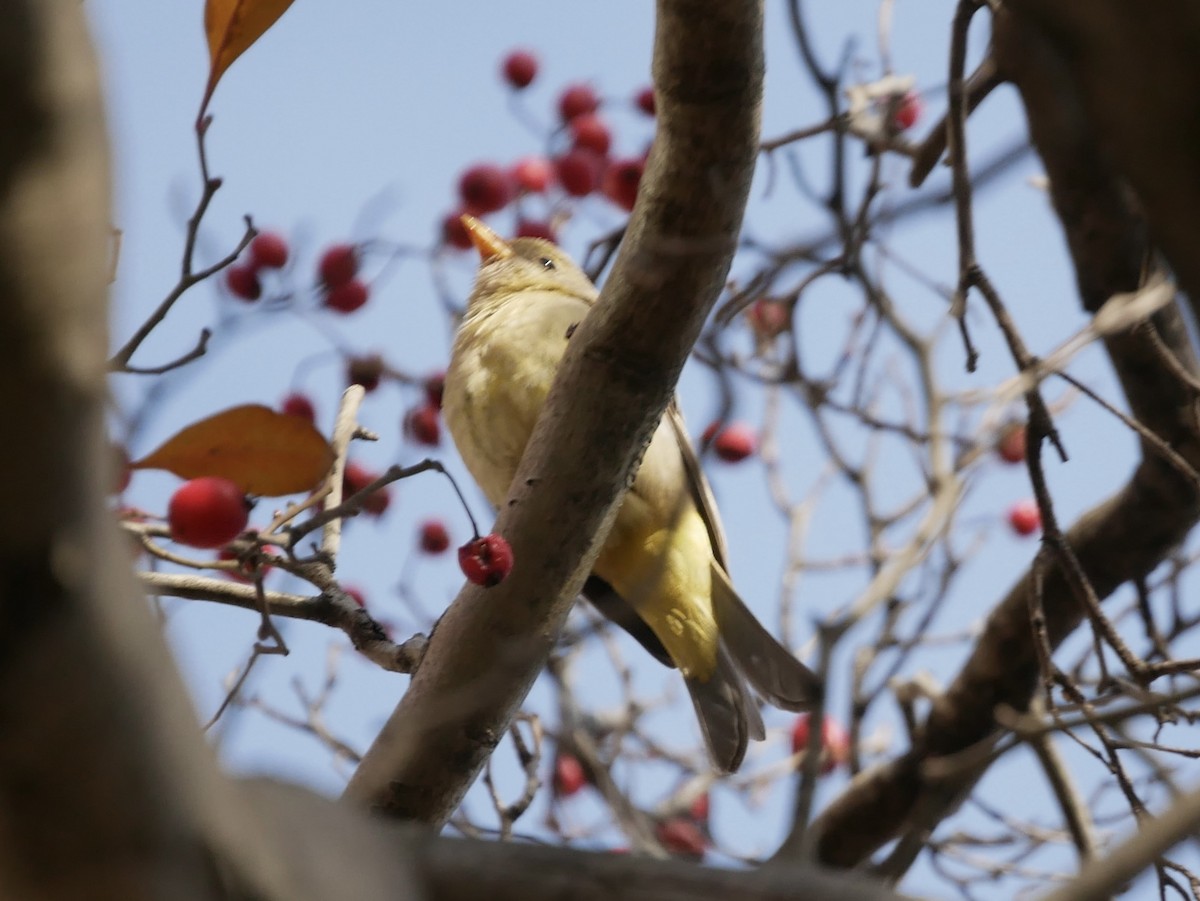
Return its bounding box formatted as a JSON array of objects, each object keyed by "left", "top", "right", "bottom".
[{"left": 442, "top": 215, "right": 820, "bottom": 772}]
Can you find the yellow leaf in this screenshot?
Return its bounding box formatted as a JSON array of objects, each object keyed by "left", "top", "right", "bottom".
[
  {"left": 203, "top": 0, "right": 296, "bottom": 107},
  {"left": 132, "top": 404, "right": 333, "bottom": 497}
]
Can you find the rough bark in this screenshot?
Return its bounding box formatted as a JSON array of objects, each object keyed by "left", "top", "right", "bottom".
[{"left": 998, "top": 0, "right": 1200, "bottom": 308}]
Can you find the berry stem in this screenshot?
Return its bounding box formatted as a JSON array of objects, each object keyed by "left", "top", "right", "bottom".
[{"left": 109, "top": 105, "right": 257, "bottom": 372}]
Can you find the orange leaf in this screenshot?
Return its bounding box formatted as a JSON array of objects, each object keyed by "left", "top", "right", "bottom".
[
  {"left": 132, "top": 404, "right": 333, "bottom": 497},
  {"left": 203, "top": 0, "right": 296, "bottom": 108}
]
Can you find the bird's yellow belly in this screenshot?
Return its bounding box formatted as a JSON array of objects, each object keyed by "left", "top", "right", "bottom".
[{"left": 594, "top": 504, "right": 720, "bottom": 681}]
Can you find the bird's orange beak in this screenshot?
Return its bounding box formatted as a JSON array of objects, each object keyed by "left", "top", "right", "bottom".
[{"left": 460, "top": 214, "right": 513, "bottom": 262}]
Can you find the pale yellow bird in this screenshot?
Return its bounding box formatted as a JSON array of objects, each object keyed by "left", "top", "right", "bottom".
[{"left": 443, "top": 215, "right": 820, "bottom": 772}]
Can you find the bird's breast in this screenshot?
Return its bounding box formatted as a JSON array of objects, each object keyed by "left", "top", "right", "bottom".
[{"left": 443, "top": 296, "right": 581, "bottom": 506}]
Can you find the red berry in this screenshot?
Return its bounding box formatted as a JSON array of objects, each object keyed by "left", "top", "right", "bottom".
[
  {"left": 347, "top": 354, "right": 385, "bottom": 392},
  {"left": 345, "top": 586, "right": 367, "bottom": 608},
  {"left": 689, "top": 793, "right": 710, "bottom": 823},
  {"left": 458, "top": 533, "right": 514, "bottom": 587},
  {"left": 747, "top": 298, "right": 790, "bottom": 340},
  {"left": 996, "top": 423, "right": 1026, "bottom": 465},
  {"left": 280, "top": 392, "right": 316, "bottom": 423},
  {"left": 458, "top": 163, "right": 514, "bottom": 215},
  {"left": 364, "top": 489, "right": 393, "bottom": 518},
  {"left": 511, "top": 156, "right": 554, "bottom": 193},
  {"left": 892, "top": 90, "right": 923, "bottom": 130},
  {"left": 422, "top": 371, "right": 446, "bottom": 409},
  {"left": 343, "top": 461, "right": 390, "bottom": 517},
  {"left": 555, "top": 149, "right": 604, "bottom": 197},
  {"left": 502, "top": 49, "right": 538, "bottom": 89},
  {"left": 404, "top": 403, "right": 441, "bottom": 446},
  {"left": 441, "top": 212, "right": 474, "bottom": 251},
  {"left": 318, "top": 243, "right": 359, "bottom": 288},
  {"left": 249, "top": 231, "right": 289, "bottom": 269},
  {"left": 655, "top": 818, "right": 707, "bottom": 859},
  {"left": 515, "top": 219, "right": 557, "bottom": 241},
  {"left": 341, "top": 461, "right": 373, "bottom": 493},
  {"left": 225, "top": 264, "right": 262, "bottom": 301},
  {"left": 419, "top": 519, "right": 451, "bottom": 555},
  {"left": 791, "top": 714, "right": 815, "bottom": 753},
  {"left": 1008, "top": 499, "right": 1041, "bottom": 536},
  {"left": 558, "top": 83, "right": 599, "bottom": 122},
  {"left": 602, "top": 157, "right": 644, "bottom": 211},
  {"left": 553, "top": 753, "right": 588, "bottom": 797},
  {"left": 704, "top": 422, "right": 756, "bottom": 463},
  {"left": 362, "top": 489, "right": 391, "bottom": 518},
  {"left": 790, "top": 713, "right": 851, "bottom": 774},
  {"left": 324, "top": 278, "right": 369, "bottom": 314},
  {"left": 168, "top": 477, "right": 250, "bottom": 549},
  {"left": 570, "top": 113, "right": 612, "bottom": 156},
  {"left": 634, "top": 86, "right": 656, "bottom": 116}
]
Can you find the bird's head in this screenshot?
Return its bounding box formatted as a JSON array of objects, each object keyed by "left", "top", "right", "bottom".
[{"left": 460, "top": 214, "right": 598, "bottom": 305}]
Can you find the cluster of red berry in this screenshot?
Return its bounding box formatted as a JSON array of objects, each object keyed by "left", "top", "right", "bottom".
[
  {"left": 224, "top": 232, "right": 289, "bottom": 301},
  {"left": 316, "top": 243, "right": 369, "bottom": 313},
  {"left": 224, "top": 231, "right": 371, "bottom": 315},
  {"left": 440, "top": 49, "right": 655, "bottom": 250}
]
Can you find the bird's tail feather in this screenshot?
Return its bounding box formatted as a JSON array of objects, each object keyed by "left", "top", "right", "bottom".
[
  {"left": 686, "top": 646, "right": 765, "bottom": 773},
  {"left": 710, "top": 562, "right": 821, "bottom": 711}
]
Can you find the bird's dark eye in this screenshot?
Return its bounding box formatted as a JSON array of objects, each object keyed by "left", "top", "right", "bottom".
[{"left": 540, "top": 256, "right": 556, "bottom": 271}]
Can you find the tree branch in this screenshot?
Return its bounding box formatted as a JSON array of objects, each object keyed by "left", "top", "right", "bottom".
[
  {"left": 140, "top": 572, "right": 426, "bottom": 674},
  {"left": 809, "top": 6, "right": 1200, "bottom": 871},
  {"left": 1037, "top": 782, "right": 1200, "bottom": 901},
  {"left": 249, "top": 779, "right": 914, "bottom": 901}
]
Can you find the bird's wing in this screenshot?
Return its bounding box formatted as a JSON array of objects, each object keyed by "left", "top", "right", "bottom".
[
  {"left": 685, "top": 645, "right": 765, "bottom": 773},
  {"left": 665, "top": 400, "right": 730, "bottom": 569},
  {"left": 710, "top": 563, "right": 821, "bottom": 710}
]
